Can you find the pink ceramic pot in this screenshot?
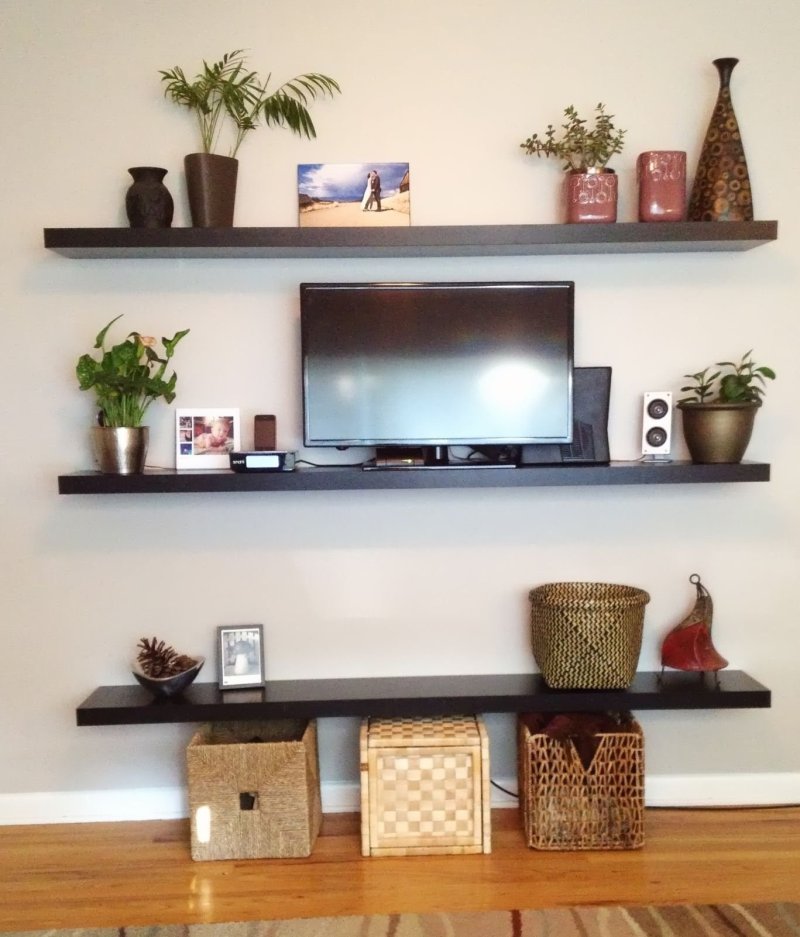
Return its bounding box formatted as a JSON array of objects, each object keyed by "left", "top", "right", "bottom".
[
  {"left": 637, "top": 151, "right": 686, "bottom": 222},
  {"left": 565, "top": 169, "right": 618, "bottom": 223}
]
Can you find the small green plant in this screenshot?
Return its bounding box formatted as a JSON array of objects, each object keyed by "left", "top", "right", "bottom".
[
  {"left": 159, "top": 49, "right": 340, "bottom": 158},
  {"left": 520, "top": 103, "right": 626, "bottom": 172},
  {"left": 680, "top": 351, "right": 776, "bottom": 404},
  {"left": 679, "top": 366, "right": 721, "bottom": 403},
  {"left": 76, "top": 315, "right": 190, "bottom": 427}
]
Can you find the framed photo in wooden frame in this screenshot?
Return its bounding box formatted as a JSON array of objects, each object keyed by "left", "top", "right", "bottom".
[{"left": 217, "top": 624, "right": 265, "bottom": 690}]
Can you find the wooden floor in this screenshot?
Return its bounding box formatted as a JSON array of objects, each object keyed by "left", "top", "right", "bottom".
[{"left": 1, "top": 808, "right": 799, "bottom": 930}]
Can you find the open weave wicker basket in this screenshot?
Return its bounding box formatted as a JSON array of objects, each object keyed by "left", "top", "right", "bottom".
[
  {"left": 518, "top": 714, "right": 645, "bottom": 850},
  {"left": 529, "top": 581, "right": 649, "bottom": 689}
]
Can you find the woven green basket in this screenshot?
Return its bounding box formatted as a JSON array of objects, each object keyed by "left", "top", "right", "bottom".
[{"left": 529, "top": 582, "right": 650, "bottom": 689}]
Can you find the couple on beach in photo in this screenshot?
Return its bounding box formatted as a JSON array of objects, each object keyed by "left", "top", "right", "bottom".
[{"left": 360, "top": 170, "right": 382, "bottom": 211}]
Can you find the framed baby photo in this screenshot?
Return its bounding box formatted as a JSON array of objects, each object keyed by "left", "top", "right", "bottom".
[
  {"left": 217, "top": 624, "right": 265, "bottom": 689},
  {"left": 297, "top": 162, "right": 410, "bottom": 227},
  {"left": 176, "top": 408, "right": 241, "bottom": 469}
]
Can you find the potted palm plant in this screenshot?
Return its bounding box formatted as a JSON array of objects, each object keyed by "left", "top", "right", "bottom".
[
  {"left": 677, "top": 350, "right": 776, "bottom": 463},
  {"left": 76, "top": 315, "right": 190, "bottom": 474},
  {"left": 160, "top": 50, "right": 340, "bottom": 226},
  {"left": 520, "top": 103, "right": 626, "bottom": 223}
]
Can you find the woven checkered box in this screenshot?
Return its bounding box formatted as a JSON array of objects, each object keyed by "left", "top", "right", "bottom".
[
  {"left": 187, "top": 719, "right": 322, "bottom": 861},
  {"left": 360, "top": 715, "right": 491, "bottom": 856}
]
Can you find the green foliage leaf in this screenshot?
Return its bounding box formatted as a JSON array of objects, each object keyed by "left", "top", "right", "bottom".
[
  {"left": 94, "top": 314, "right": 123, "bottom": 350},
  {"left": 76, "top": 317, "right": 190, "bottom": 426},
  {"left": 681, "top": 354, "right": 775, "bottom": 404},
  {"left": 520, "top": 102, "right": 626, "bottom": 171},
  {"left": 163, "top": 328, "right": 190, "bottom": 358},
  {"left": 160, "top": 50, "right": 340, "bottom": 157}
]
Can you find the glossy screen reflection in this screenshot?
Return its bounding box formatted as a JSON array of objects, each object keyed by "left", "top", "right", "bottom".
[{"left": 301, "top": 281, "right": 574, "bottom": 447}]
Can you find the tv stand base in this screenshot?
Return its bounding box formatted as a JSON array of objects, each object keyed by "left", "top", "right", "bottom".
[
  {"left": 363, "top": 462, "right": 515, "bottom": 471},
  {"left": 368, "top": 445, "right": 514, "bottom": 470}
]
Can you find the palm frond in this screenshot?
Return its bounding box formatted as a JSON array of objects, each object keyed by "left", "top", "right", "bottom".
[{"left": 160, "top": 51, "right": 340, "bottom": 155}]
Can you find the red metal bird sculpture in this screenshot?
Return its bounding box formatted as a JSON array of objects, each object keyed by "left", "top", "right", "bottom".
[{"left": 661, "top": 574, "right": 729, "bottom": 673}]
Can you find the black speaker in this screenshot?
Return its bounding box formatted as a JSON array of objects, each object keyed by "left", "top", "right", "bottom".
[{"left": 519, "top": 366, "right": 611, "bottom": 465}]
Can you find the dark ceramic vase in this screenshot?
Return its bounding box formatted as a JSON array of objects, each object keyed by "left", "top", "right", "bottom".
[
  {"left": 125, "top": 167, "right": 174, "bottom": 228},
  {"left": 184, "top": 153, "right": 238, "bottom": 227},
  {"left": 688, "top": 58, "right": 753, "bottom": 222}
]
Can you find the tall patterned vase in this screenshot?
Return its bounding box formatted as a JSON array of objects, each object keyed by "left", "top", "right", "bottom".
[{"left": 688, "top": 58, "right": 753, "bottom": 222}]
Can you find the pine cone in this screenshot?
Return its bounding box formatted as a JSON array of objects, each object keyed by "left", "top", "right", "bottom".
[
  {"left": 136, "top": 637, "right": 196, "bottom": 678},
  {"left": 172, "top": 654, "right": 197, "bottom": 674}
]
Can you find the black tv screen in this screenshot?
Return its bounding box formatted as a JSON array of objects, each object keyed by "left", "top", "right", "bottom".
[{"left": 301, "top": 281, "right": 574, "bottom": 450}]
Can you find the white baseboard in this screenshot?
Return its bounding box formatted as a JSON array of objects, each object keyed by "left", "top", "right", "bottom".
[
  {"left": 0, "top": 787, "right": 189, "bottom": 825},
  {"left": 1, "top": 774, "right": 798, "bottom": 825},
  {"left": 644, "top": 772, "right": 800, "bottom": 808}
]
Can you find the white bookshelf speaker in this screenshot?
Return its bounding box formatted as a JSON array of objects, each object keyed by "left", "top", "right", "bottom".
[{"left": 641, "top": 391, "right": 673, "bottom": 457}]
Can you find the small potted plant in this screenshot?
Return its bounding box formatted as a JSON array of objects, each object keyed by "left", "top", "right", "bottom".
[
  {"left": 160, "top": 49, "right": 340, "bottom": 226},
  {"left": 76, "top": 315, "right": 190, "bottom": 474},
  {"left": 677, "top": 350, "right": 776, "bottom": 463},
  {"left": 520, "top": 103, "right": 626, "bottom": 223}
]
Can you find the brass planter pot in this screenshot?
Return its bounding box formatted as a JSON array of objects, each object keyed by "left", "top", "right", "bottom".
[
  {"left": 92, "top": 426, "right": 149, "bottom": 474},
  {"left": 184, "top": 153, "right": 238, "bottom": 227},
  {"left": 678, "top": 401, "right": 759, "bottom": 464}
]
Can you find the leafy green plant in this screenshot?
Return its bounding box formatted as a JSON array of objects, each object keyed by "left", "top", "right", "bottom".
[
  {"left": 679, "top": 366, "right": 721, "bottom": 403},
  {"left": 76, "top": 315, "right": 190, "bottom": 427},
  {"left": 679, "top": 351, "right": 776, "bottom": 404},
  {"left": 159, "top": 49, "right": 341, "bottom": 158},
  {"left": 520, "top": 103, "right": 626, "bottom": 172}
]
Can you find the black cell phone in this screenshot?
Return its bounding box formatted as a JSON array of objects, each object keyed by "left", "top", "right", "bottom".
[{"left": 254, "top": 414, "right": 277, "bottom": 451}]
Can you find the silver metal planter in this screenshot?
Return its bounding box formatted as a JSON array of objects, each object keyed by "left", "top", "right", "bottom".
[{"left": 91, "top": 426, "right": 149, "bottom": 474}]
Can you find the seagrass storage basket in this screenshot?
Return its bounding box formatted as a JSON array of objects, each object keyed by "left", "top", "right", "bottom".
[
  {"left": 529, "top": 581, "right": 650, "bottom": 689},
  {"left": 360, "top": 715, "right": 491, "bottom": 856},
  {"left": 518, "top": 713, "right": 645, "bottom": 850},
  {"left": 187, "top": 719, "right": 322, "bottom": 861}
]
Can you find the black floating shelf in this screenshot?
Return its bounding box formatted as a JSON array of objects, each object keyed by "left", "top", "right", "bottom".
[
  {"left": 57, "top": 461, "right": 770, "bottom": 495},
  {"left": 43, "top": 221, "right": 778, "bottom": 259},
  {"left": 76, "top": 670, "right": 771, "bottom": 726}
]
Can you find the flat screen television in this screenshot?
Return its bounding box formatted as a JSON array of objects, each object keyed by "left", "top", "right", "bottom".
[{"left": 301, "top": 281, "right": 574, "bottom": 466}]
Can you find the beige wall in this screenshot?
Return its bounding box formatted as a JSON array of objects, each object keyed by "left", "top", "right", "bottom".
[{"left": 1, "top": 0, "right": 798, "bottom": 819}]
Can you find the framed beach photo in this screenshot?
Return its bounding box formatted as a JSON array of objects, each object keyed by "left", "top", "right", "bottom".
[
  {"left": 298, "top": 162, "right": 410, "bottom": 228},
  {"left": 217, "top": 624, "right": 265, "bottom": 689},
  {"left": 176, "top": 408, "right": 240, "bottom": 469}
]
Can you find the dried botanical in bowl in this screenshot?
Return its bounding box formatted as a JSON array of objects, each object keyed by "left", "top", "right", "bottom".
[{"left": 132, "top": 636, "right": 204, "bottom": 698}]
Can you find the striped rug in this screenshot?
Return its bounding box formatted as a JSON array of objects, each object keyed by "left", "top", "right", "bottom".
[
  {"left": 3, "top": 902, "right": 800, "bottom": 937},
  {"left": 4, "top": 905, "right": 800, "bottom": 936}
]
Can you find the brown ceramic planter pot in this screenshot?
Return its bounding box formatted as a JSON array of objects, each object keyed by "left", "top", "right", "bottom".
[
  {"left": 678, "top": 401, "right": 759, "bottom": 464},
  {"left": 184, "top": 153, "right": 238, "bottom": 227},
  {"left": 565, "top": 168, "right": 618, "bottom": 223}
]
